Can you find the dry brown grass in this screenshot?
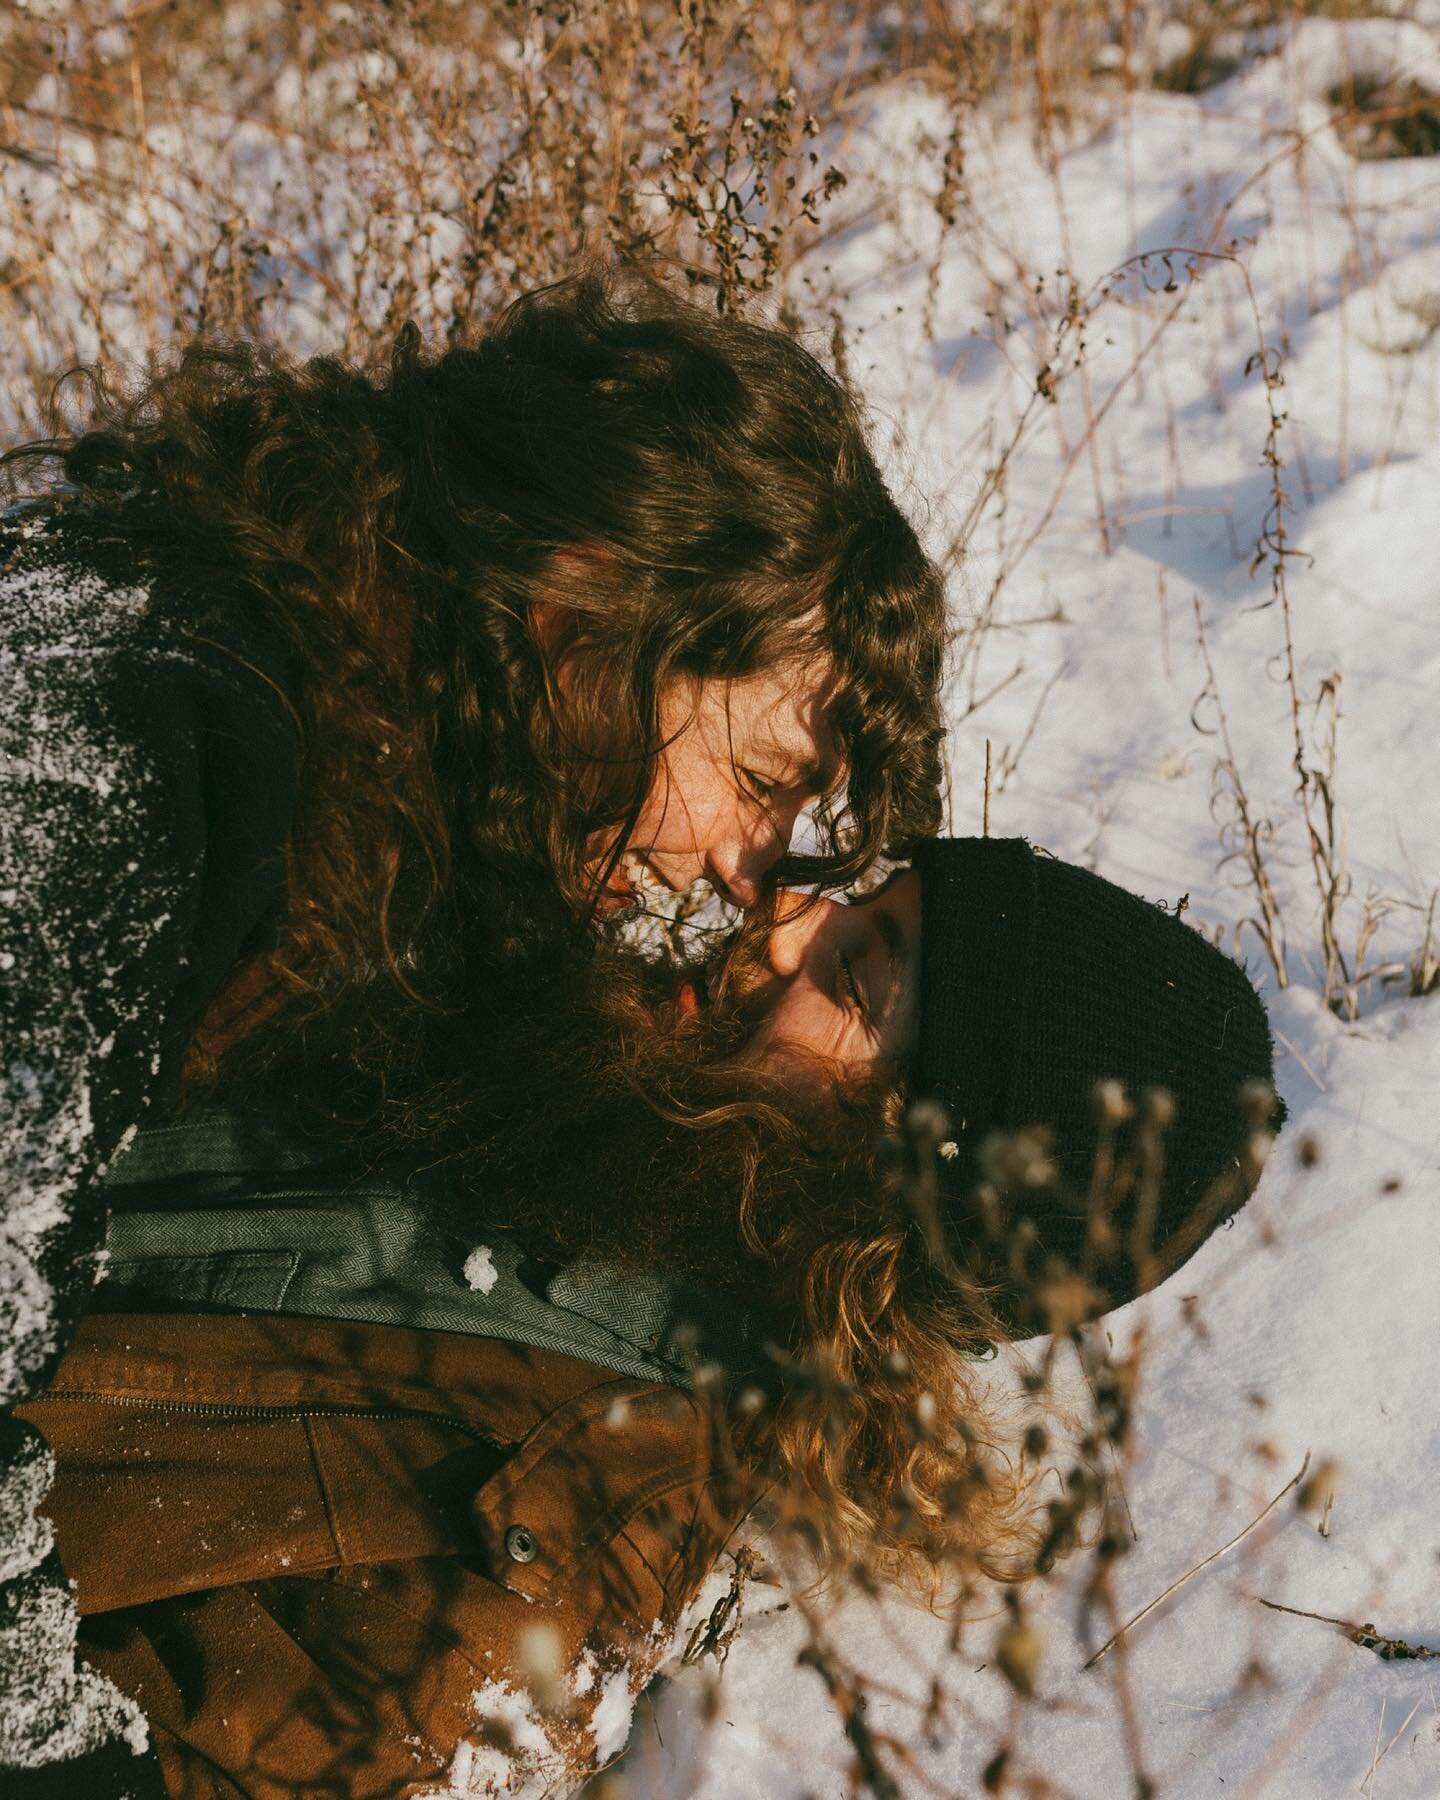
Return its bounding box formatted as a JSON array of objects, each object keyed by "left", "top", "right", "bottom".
[
  {"left": 3, "top": 0, "right": 1414, "bottom": 432},
  {"left": 6, "top": 4, "right": 1436, "bottom": 1794},
  {"left": 0, "top": 0, "right": 910, "bottom": 430}
]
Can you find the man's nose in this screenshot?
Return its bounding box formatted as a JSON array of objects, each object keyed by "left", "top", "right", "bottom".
[{"left": 765, "top": 893, "right": 829, "bottom": 977}]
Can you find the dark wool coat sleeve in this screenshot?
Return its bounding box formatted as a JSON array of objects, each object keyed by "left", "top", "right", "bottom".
[{"left": 0, "top": 509, "right": 296, "bottom": 1775}]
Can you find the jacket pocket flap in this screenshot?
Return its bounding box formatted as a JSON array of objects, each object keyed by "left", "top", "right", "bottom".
[{"left": 468, "top": 1380, "right": 716, "bottom": 1608}]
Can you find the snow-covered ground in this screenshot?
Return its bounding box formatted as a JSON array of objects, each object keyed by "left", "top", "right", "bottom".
[
  {"left": 626, "top": 19, "right": 1440, "bottom": 1799},
  {"left": 5, "top": 7, "right": 1440, "bottom": 1795}
]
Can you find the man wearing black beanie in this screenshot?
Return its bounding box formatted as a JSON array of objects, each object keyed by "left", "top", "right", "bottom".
[{"left": 748, "top": 837, "right": 1285, "bottom": 1332}]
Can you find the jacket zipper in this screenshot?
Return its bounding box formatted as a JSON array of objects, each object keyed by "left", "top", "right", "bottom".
[{"left": 40, "top": 1389, "right": 501, "bottom": 1450}]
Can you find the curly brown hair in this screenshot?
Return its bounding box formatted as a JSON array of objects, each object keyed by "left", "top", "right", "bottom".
[
  {"left": 4, "top": 269, "right": 948, "bottom": 1092},
  {"left": 392, "top": 943, "right": 1041, "bottom": 1594}
]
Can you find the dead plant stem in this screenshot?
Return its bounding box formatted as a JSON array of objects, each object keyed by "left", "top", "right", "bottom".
[{"left": 1084, "top": 1453, "right": 1311, "bottom": 1671}]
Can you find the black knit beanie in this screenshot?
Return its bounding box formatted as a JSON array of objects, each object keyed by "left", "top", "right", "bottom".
[{"left": 909, "top": 838, "right": 1283, "bottom": 1329}]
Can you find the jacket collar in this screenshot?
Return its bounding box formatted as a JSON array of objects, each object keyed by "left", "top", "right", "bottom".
[{"left": 104, "top": 1107, "right": 781, "bottom": 1397}]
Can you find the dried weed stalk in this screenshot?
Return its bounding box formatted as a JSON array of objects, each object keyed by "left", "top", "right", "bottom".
[
  {"left": 1253, "top": 1596, "right": 1439, "bottom": 1663},
  {"left": 0, "top": 0, "right": 882, "bottom": 431},
  {"left": 1190, "top": 594, "right": 1290, "bottom": 987},
  {"left": 1236, "top": 272, "right": 1354, "bottom": 1011}
]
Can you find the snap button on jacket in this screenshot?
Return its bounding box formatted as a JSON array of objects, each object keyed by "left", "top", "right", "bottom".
[{"left": 15, "top": 1311, "right": 748, "bottom": 1799}]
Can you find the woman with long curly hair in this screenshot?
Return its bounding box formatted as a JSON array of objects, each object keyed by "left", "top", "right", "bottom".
[
  {"left": 0, "top": 270, "right": 946, "bottom": 1776},
  {"left": 14, "top": 840, "right": 1282, "bottom": 1798}
]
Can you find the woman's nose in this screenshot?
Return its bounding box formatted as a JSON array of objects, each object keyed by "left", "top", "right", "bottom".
[
  {"left": 706, "top": 863, "right": 761, "bottom": 909},
  {"left": 708, "top": 805, "right": 796, "bottom": 910}
]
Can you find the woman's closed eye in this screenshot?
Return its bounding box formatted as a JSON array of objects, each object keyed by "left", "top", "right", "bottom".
[{"left": 740, "top": 766, "right": 782, "bottom": 802}]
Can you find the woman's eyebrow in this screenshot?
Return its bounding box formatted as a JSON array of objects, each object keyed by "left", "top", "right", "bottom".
[
  {"left": 771, "top": 709, "right": 841, "bottom": 791},
  {"left": 790, "top": 753, "right": 830, "bottom": 789}
]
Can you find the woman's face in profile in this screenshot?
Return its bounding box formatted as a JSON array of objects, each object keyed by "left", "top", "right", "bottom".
[
  {"left": 592, "top": 663, "right": 842, "bottom": 912},
  {"left": 741, "top": 870, "right": 923, "bottom": 1088}
]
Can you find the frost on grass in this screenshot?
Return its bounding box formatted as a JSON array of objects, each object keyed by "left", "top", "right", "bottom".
[{"left": 463, "top": 1245, "right": 499, "bottom": 1296}]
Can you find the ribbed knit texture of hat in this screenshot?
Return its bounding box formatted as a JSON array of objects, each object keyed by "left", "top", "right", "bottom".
[{"left": 910, "top": 838, "right": 1281, "bottom": 1324}]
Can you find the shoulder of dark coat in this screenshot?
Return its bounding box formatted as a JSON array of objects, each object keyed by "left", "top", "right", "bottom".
[{"left": 1, "top": 498, "right": 298, "bottom": 701}]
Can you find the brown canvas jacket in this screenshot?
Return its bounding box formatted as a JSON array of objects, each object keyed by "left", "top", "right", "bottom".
[{"left": 15, "top": 1309, "right": 750, "bottom": 1800}]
